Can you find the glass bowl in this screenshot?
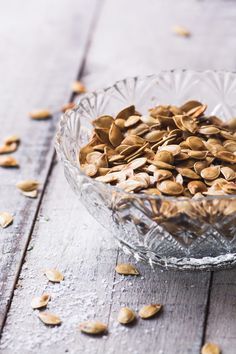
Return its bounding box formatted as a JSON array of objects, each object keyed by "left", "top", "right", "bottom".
[{"left": 55, "top": 70, "right": 236, "bottom": 270}]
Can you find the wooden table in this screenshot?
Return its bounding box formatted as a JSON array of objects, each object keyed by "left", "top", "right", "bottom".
[{"left": 0, "top": 1, "right": 236, "bottom": 353}]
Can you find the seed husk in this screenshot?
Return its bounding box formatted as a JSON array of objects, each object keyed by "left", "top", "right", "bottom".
[
  {"left": 155, "top": 151, "right": 173, "bottom": 164},
  {"left": 44, "top": 269, "right": 64, "bottom": 283},
  {"left": 79, "top": 321, "right": 107, "bottom": 335},
  {"left": 201, "top": 166, "right": 221, "bottom": 180},
  {"left": 4, "top": 135, "right": 20, "bottom": 145},
  {"left": 0, "top": 212, "right": 13, "bottom": 228},
  {"left": 16, "top": 179, "right": 39, "bottom": 192},
  {"left": 154, "top": 169, "right": 173, "bottom": 182},
  {"left": 72, "top": 81, "right": 86, "bottom": 94},
  {"left": 117, "top": 307, "right": 136, "bottom": 324},
  {"left": 188, "top": 181, "right": 207, "bottom": 194},
  {"left": 158, "top": 180, "right": 184, "bottom": 196},
  {"left": 0, "top": 156, "right": 19, "bottom": 167},
  {"left": 109, "top": 123, "right": 124, "bottom": 147},
  {"left": 31, "top": 293, "right": 50, "bottom": 309},
  {"left": 116, "top": 105, "right": 135, "bottom": 120},
  {"left": 38, "top": 312, "right": 61, "bottom": 326},
  {"left": 173, "top": 25, "right": 191, "bottom": 37},
  {"left": 177, "top": 168, "right": 200, "bottom": 180},
  {"left": 30, "top": 109, "right": 52, "bottom": 120},
  {"left": 139, "top": 304, "right": 162, "bottom": 319},
  {"left": 124, "top": 115, "right": 140, "bottom": 127},
  {"left": 115, "top": 263, "right": 139, "bottom": 275},
  {"left": 221, "top": 166, "right": 236, "bottom": 181},
  {"left": 82, "top": 163, "right": 98, "bottom": 177},
  {"left": 201, "top": 342, "right": 221, "bottom": 354},
  {"left": 0, "top": 143, "right": 18, "bottom": 154},
  {"left": 92, "top": 115, "right": 114, "bottom": 129}
]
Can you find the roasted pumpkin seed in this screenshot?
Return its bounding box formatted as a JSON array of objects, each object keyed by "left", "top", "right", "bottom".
[
  {"left": 117, "top": 307, "right": 136, "bottom": 324},
  {"left": 31, "top": 294, "right": 50, "bottom": 309},
  {"left": 201, "top": 342, "right": 221, "bottom": 354},
  {"left": 44, "top": 269, "right": 64, "bottom": 283},
  {"left": 0, "top": 212, "right": 13, "bottom": 228},
  {"left": 139, "top": 304, "right": 162, "bottom": 319},
  {"left": 38, "top": 312, "right": 61, "bottom": 326},
  {"left": 115, "top": 263, "right": 139, "bottom": 275},
  {"left": 79, "top": 321, "right": 107, "bottom": 335}
]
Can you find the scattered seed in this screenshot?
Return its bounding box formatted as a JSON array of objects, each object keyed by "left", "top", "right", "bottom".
[
  {"left": 31, "top": 294, "right": 50, "bottom": 309},
  {"left": 4, "top": 135, "right": 20, "bottom": 145},
  {"left": 0, "top": 212, "right": 13, "bottom": 228},
  {"left": 79, "top": 321, "right": 107, "bottom": 335},
  {"left": 72, "top": 81, "right": 86, "bottom": 94},
  {"left": 115, "top": 263, "right": 139, "bottom": 275},
  {"left": 139, "top": 304, "right": 162, "bottom": 319},
  {"left": 201, "top": 342, "right": 221, "bottom": 354},
  {"left": 44, "top": 269, "right": 64, "bottom": 283},
  {"left": 173, "top": 25, "right": 191, "bottom": 37},
  {"left": 0, "top": 143, "right": 18, "bottom": 154},
  {"left": 117, "top": 307, "right": 136, "bottom": 324},
  {"left": 0, "top": 156, "right": 19, "bottom": 167},
  {"left": 38, "top": 312, "right": 61, "bottom": 326},
  {"left": 61, "top": 102, "right": 76, "bottom": 112},
  {"left": 16, "top": 179, "right": 39, "bottom": 192},
  {"left": 30, "top": 109, "right": 52, "bottom": 120}
]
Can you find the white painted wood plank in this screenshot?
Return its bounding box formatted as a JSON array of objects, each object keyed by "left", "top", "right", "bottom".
[{"left": 0, "top": 0, "right": 98, "bottom": 330}]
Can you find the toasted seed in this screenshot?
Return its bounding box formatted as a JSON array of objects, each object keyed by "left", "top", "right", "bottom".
[
  {"left": 116, "top": 105, "right": 135, "bottom": 119},
  {"left": 92, "top": 115, "right": 114, "bottom": 129},
  {"left": 188, "top": 181, "right": 207, "bottom": 194},
  {"left": 139, "top": 304, "right": 162, "bottom": 319},
  {"left": 79, "top": 321, "right": 107, "bottom": 335},
  {"left": 44, "top": 269, "right": 64, "bottom": 283},
  {"left": 0, "top": 143, "right": 18, "bottom": 154},
  {"left": 180, "top": 100, "right": 202, "bottom": 113},
  {"left": 38, "top": 312, "right": 61, "bottom": 326},
  {"left": 187, "top": 150, "right": 208, "bottom": 160},
  {"left": 124, "top": 115, "right": 140, "bottom": 127},
  {"left": 109, "top": 123, "right": 124, "bottom": 147},
  {"left": 95, "top": 173, "right": 119, "bottom": 183},
  {"left": 0, "top": 212, "right": 13, "bottom": 228},
  {"left": 158, "top": 180, "right": 184, "bottom": 196},
  {"left": 30, "top": 109, "right": 52, "bottom": 120},
  {"left": 114, "top": 118, "right": 126, "bottom": 129},
  {"left": 223, "top": 141, "right": 236, "bottom": 152},
  {"left": 173, "top": 25, "right": 191, "bottom": 37},
  {"left": 61, "top": 102, "right": 76, "bottom": 112},
  {"left": 186, "top": 136, "right": 205, "bottom": 150},
  {"left": 115, "top": 263, "right": 139, "bottom": 275},
  {"left": 0, "top": 156, "right": 19, "bottom": 167},
  {"left": 126, "top": 157, "right": 147, "bottom": 170},
  {"left": 201, "top": 166, "right": 221, "bottom": 180},
  {"left": 94, "top": 128, "right": 110, "bottom": 144},
  {"left": 4, "top": 135, "right": 20, "bottom": 145},
  {"left": 194, "top": 161, "right": 210, "bottom": 174},
  {"left": 199, "top": 126, "right": 220, "bottom": 135},
  {"left": 72, "top": 81, "right": 86, "bottom": 94},
  {"left": 159, "top": 144, "right": 181, "bottom": 156},
  {"left": 16, "top": 179, "right": 39, "bottom": 192},
  {"left": 144, "top": 130, "right": 165, "bottom": 142},
  {"left": 154, "top": 169, "right": 172, "bottom": 182},
  {"left": 188, "top": 104, "right": 207, "bottom": 118},
  {"left": 177, "top": 168, "right": 200, "bottom": 180},
  {"left": 215, "top": 150, "right": 236, "bottom": 163},
  {"left": 155, "top": 151, "right": 173, "bottom": 164},
  {"left": 201, "top": 342, "right": 221, "bottom": 354},
  {"left": 118, "top": 307, "right": 136, "bottom": 324},
  {"left": 82, "top": 163, "right": 98, "bottom": 177},
  {"left": 141, "top": 115, "right": 160, "bottom": 126},
  {"left": 221, "top": 166, "right": 236, "bottom": 181},
  {"left": 31, "top": 293, "right": 50, "bottom": 309}
]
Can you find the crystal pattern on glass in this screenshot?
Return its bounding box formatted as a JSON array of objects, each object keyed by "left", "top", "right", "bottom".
[{"left": 55, "top": 70, "right": 236, "bottom": 270}]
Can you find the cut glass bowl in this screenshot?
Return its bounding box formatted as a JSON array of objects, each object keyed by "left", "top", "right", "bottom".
[{"left": 55, "top": 70, "right": 236, "bottom": 270}]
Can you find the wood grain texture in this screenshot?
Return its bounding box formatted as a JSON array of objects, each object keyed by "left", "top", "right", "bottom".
[
  {"left": 1, "top": 0, "right": 236, "bottom": 353},
  {"left": 0, "top": 0, "right": 98, "bottom": 331}
]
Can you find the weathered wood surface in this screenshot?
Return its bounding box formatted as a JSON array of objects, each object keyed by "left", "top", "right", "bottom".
[
  {"left": 0, "top": 0, "right": 98, "bottom": 331},
  {"left": 1, "top": 0, "right": 236, "bottom": 353}
]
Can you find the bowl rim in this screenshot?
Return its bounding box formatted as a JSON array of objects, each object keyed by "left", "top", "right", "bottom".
[{"left": 55, "top": 69, "right": 236, "bottom": 203}]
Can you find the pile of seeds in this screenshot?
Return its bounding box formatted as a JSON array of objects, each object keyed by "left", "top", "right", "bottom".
[{"left": 79, "top": 101, "right": 236, "bottom": 198}]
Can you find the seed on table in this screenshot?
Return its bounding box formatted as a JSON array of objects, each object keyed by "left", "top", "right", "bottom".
[
  {"left": 0, "top": 156, "right": 19, "bottom": 167},
  {"left": 139, "top": 304, "right": 162, "bottom": 319},
  {"left": 173, "top": 25, "right": 191, "bottom": 37},
  {"left": 38, "top": 312, "right": 61, "bottom": 326},
  {"left": 72, "top": 80, "right": 86, "bottom": 94},
  {"left": 201, "top": 342, "right": 221, "bottom": 354},
  {"left": 4, "top": 135, "right": 20, "bottom": 145},
  {"left": 79, "top": 321, "right": 107, "bottom": 335},
  {"left": 0, "top": 142, "right": 18, "bottom": 154},
  {"left": 21, "top": 190, "right": 38, "bottom": 198},
  {"left": 0, "top": 212, "right": 13, "bottom": 228},
  {"left": 44, "top": 269, "right": 64, "bottom": 283},
  {"left": 115, "top": 263, "right": 139, "bottom": 275},
  {"left": 117, "top": 307, "right": 136, "bottom": 324},
  {"left": 29, "top": 109, "right": 52, "bottom": 120},
  {"left": 16, "top": 179, "right": 39, "bottom": 192},
  {"left": 31, "top": 293, "right": 50, "bottom": 309}
]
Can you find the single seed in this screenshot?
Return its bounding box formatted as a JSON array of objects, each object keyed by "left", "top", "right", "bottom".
[
  {"left": 72, "top": 81, "right": 86, "bottom": 94},
  {"left": 30, "top": 109, "right": 52, "bottom": 120},
  {"left": 115, "top": 263, "right": 139, "bottom": 275},
  {"left": 158, "top": 180, "right": 184, "bottom": 196},
  {"left": 31, "top": 293, "right": 50, "bottom": 309},
  {"left": 0, "top": 143, "right": 18, "bottom": 154},
  {"left": 38, "top": 312, "right": 61, "bottom": 326},
  {"left": 0, "top": 212, "right": 13, "bottom": 228},
  {"left": 4, "top": 135, "right": 20, "bottom": 145},
  {"left": 139, "top": 304, "right": 162, "bottom": 319},
  {"left": 201, "top": 166, "right": 221, "bottom": 180},
  {"left": 16, "top": 179, "right": 39, "bottom": 192},
  {"left": 79, "top": 321, "right": 107, "bottom": 335},
  {"left": 201, "top": 342, "right": 221, "bottom": 354},
  {"left": 173, "top": 25, "right": 191, "bottom": 37},
  {"left": 0, "top": 156, "right": 19, "bottom": 167},
  {"left": 44, "top": 269, "right": 64, "bottom": 283},
  {"left": 117, "top": 307, "right": 136, "bottom": 324},
  {"left": 61, "top": 102, "right": 76, "bottom": 112}
]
